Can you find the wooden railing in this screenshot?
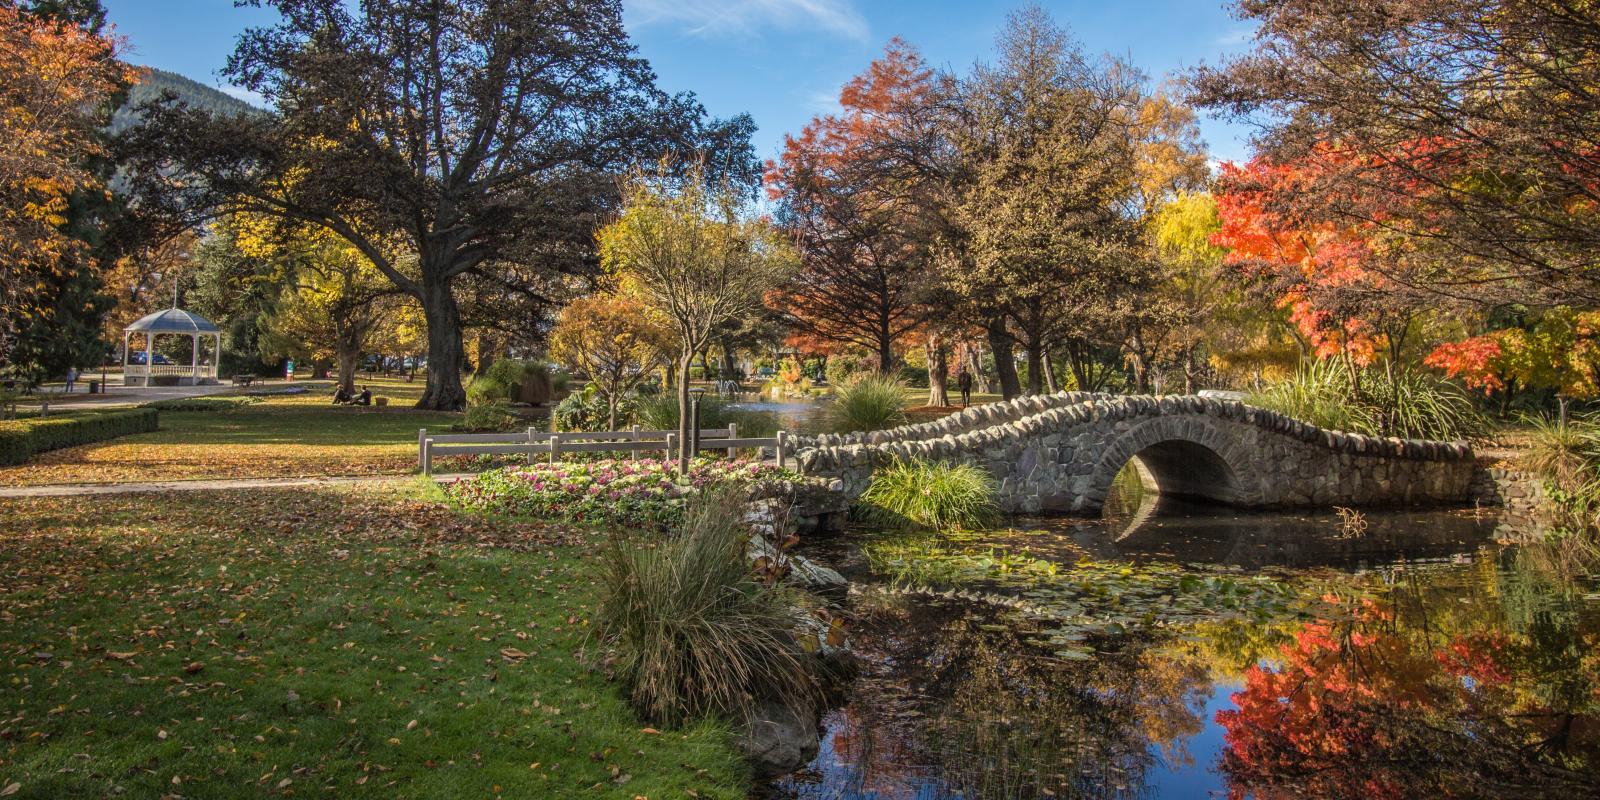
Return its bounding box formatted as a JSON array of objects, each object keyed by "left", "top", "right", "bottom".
[{"left": 417, "top": 424, "right": 790, "bottom": 476}]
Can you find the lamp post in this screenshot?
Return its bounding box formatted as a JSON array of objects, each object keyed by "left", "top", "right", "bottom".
[{"left": 682, "top": 387, "right": 707, "bottom": 475}]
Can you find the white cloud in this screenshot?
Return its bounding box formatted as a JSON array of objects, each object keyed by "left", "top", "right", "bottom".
[{"left": 628, "top": 0, "right": 869, "bottom": 42}]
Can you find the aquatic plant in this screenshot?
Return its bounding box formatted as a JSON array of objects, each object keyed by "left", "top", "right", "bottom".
[
  {"left": 595, "top": 490, "right": 817, "bottom": 725},
  {"left": 856, "top": 459, "right": 1000, "bottom": 531},
  {"left": 864, "top": 533, "right": 1301, "bottom": 659},
  {"left": 824, "top": 373, "right": 908, "bottom": 434}
]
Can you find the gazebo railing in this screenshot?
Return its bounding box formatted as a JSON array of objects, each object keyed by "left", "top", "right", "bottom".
[{"left": 125, "top": 363, "right": 218, "bottom": 378}]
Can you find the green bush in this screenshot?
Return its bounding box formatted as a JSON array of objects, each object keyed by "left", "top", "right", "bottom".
[
  {"left": 1521, "top": 414, "right": 1600, "bottom": 487},
  {"left": 143, "top": 396, "right": 261, "bottom": 412},
  {"left": 595, "top": 490, "right": 817, "bottom": 726},
  {"left": 825, "top": 352, "right": 873, "bottom": 387},
  {"left": 459, "top": 400, "right": 518, "bottom": 432},
  {"left": 552, "top": 385, "right": 638, "bottom": 432},
  {"left": 0, "top": 408, "right": 160, "bottom": 466},
  {"left": 636, "top": 394, "right": 779, "bottom": 438},
  {"left": 1247, "top": 360, "right": 1488, "bottom": 440},
  {"left": 468, "top": 359, "right": 551, "bottom": 405},
  {"left": 856, "top": 459, "right": 1000, "bottom": 531},
  {"left": 824, "top": 373, "right": 908, "bottom": 434}
]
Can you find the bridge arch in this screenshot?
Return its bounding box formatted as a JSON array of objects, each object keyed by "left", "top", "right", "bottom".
[{"left": 1080, "top": 418, "right": 1264, "bottom": 511}]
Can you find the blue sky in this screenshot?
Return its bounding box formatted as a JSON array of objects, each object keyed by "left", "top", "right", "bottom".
[{"left": 104, "top": 0, "right": 1260, "bottom": 164}]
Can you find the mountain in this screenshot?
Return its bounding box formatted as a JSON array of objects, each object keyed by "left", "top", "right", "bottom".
[{"left": 110, "top": 67, "right": 260, "bottom": 134}]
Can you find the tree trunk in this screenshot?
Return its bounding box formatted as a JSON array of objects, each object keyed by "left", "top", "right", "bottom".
[
  {"left": 1025, "top": 342, "right": 1044, "bottom": 395},
  {"left": 877, "top": 329, "right": 895, "bottom": 374},
  {"left": 1042, "top": 349, "right": 1058, "bottom": 393},
  {"left": 312, "top": 358, "right": 331, "bottom": 380},
  {"left": 335, "top": 335, "right": 362, "bottom": 395},
  {"left": 720, "top": 338, "right": 738, "bottom": 382},
  {"left": 926, "top": 335, "right": 950, "bottom": 407},
  {"left": 987, "top": 321, "right": 1021, "bottom": 400},
  {"left": 417, "top": 279, "right": 467, "bottom": 410},
  {"left": 676, "top": 352, "right": 694, "bottom": 474},
  {"left": 1128, "top": 329, "right": 1150, "bottom": 393}
]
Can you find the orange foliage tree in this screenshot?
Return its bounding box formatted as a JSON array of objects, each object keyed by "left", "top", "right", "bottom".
[{"left": 0, "top": 1, "right": 131, "bottom": 370}]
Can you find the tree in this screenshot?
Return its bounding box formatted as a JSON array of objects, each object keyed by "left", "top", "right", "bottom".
[
  {"left": 601, "top": 162, "right": 795, "bottom": 470},
  {"left": 241, "top": 219, "right": 398, "bottom": 394},
  {"left": 1189, "top": 0, "right": 1600, "bottom": 309},
  {"left": 549, "top": 293, "right": 673, "bottom": 430},
  {"left": 0, "top": 0, "right": 131, "bottom": 380},
  {"left": 766, "top": 39, "right": 948, "bottom": 372},
  {"left": 119, "top": 0, "right": 756, "bottom": 410},
  {"left": 946, "top": 6, "right": 1145, "bottom": 396},
  {"left": 1426, "top": 307, "right": 1600, "bottom": 420}
]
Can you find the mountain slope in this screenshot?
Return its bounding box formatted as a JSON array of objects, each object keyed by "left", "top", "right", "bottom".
[{"left": 110, "top": 67, "right": 259, "bottom": 134}]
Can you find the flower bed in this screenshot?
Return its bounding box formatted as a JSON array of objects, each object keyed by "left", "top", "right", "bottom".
[{"left": 444, "top": 458, "right": 802, "bottom": 527}]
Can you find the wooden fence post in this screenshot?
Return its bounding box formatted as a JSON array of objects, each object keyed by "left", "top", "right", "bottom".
[
  {"left": 726, "top": 422, "right": 738, "bottom": 459},
  {"left": 548, "top": 431, "right": 563, "bottom": 465},
  {"left": 665, "top": 433, "right": 676, "bottom": 463},
  {"left": 526, "top": 427, "right": 538, "bottom": 466},
  {"left": 775, "top": 430, "right": 788, "bottom": 469},
  {"left": 418, "top": 428, "right": 428, "bottom": 474}
]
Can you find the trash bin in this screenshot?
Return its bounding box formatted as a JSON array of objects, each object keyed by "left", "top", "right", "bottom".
[{"left": 88, "top": 380, "right": 100, "bottom": 394}]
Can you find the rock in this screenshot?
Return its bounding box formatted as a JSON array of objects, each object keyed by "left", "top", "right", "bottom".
[
  {"left": 747, "top": 536, "right": 848, "bottom": 595},
  {"left": 736, "top": 698, "right": 820, "bottom": 777}
]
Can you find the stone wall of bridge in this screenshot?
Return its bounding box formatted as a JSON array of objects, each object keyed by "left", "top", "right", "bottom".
[{"left": 793, "top": 392, "right": 1478, "bottom": 515}]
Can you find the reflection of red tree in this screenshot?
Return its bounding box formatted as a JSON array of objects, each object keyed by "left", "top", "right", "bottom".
[
  {"left": 1219, "top": 595, "right": 1600, "bottom": 799},
  {"left": 1217, "top": 597, "right": 1441, "bottom": 799}
]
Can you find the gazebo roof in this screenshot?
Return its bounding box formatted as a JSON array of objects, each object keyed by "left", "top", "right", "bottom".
[{"left": 125, "top": 307, "right": 220, "bottom": 335}]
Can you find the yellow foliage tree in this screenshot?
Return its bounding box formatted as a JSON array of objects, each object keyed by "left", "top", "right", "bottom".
[{"left": 549, "top": 294, "right": 674, "bottom": 430}]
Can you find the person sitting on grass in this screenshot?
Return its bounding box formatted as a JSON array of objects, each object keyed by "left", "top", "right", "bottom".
[
  {"left": 355, "top": 386, "right": 372, "bottom": 406},
  {"left": 331, "top": 385, "right": 352, "bottom": 405}
]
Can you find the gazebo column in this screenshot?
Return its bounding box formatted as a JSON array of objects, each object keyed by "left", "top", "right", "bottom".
[
  {"left": 145, "top": 333, "right": 155, "bottom": 388},
  {"left": 191, "top": 333, "right": 199, "bottom": 383},
  {"left": 122, "top": 330, "right": 131, "bottom": 386}
]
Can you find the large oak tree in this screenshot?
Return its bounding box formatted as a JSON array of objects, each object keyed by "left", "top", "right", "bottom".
[{"left": 119, "top": 0, "right": 755, "bottom": 409}]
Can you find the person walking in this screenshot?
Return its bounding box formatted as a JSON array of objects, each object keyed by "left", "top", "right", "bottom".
[
  {"left": 956, "top": 368, "right": 973, "bottom": 407},
  {"left": 64, "top": 366, "right": 78, "bottom": 393}
]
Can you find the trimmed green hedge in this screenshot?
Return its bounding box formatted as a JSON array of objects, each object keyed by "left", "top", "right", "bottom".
[{"left": 0, "top": 408, "right": 160, "bottom": 466}]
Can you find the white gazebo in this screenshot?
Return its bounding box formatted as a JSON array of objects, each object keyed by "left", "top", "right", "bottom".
[{"left": 123, "top": 308, "right": 222, "bottom": 387}]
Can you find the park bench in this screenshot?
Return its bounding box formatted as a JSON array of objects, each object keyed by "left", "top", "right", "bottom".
[{"left": 231, "top": 374, "right": 257, "bottom": 387}]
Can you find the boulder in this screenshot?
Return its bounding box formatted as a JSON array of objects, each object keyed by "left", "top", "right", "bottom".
[{"left": 736, "top": 698, "right": 820, "bottom": 777}]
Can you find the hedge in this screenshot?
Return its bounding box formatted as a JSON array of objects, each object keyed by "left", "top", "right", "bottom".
[{"left": 0, "top": 408, "right": 160, "bottom": 466}]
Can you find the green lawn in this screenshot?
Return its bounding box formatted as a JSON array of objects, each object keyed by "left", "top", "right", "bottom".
[
  {"left": 0, "top": 385, "right": 461, "bottom": 485},
  {"left": 0, "top": 483, "right": 748, "bottom": 798}
]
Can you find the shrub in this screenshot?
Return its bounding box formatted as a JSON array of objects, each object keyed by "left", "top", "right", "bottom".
[
  {"left": 1247, "top": 360, "right": 1488, "bottom": 440},
  {"left": 552, "top": 385, "right": 637, "bottom": 432},
  {"left": 459, "top": 400, "right": 518, "bottom": 432},
  {"left": 1521, "top": 414, "right": 1600, "bottom": 487},
  {"left": 0, "top": 408, "right": 159, "bottom": 466},
  {"left": 467, "top": 359, "right": 551, "bottom": 405},
  {"left": 636, "top": 394, "right": 779, "bottom": 438},
  {"left": 824, "top": 373, "right": 908, "bottom": 434},
  {"left": 825, "top": 351, "right": 874, "bottom": 387},
  {"left": 143, "top": 396, "right": 260, "bottom": 412},
  {"left": 856, "top": 459, "right": 1000, "bottom": 531},
  {"left": 595, "top": 490, "right": 816, "bottom": 725}
]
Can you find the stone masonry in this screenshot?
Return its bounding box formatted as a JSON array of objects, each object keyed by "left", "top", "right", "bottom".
[{"left": 792, "top": 392, "right": 1479, "bottom": 515}]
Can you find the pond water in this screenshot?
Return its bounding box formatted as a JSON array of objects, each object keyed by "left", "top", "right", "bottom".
[{"left": 765, "top": 491, "right": 1600, "bottom": 799}]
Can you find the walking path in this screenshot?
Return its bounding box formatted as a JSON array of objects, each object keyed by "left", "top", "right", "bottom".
[{"left": 0, "top": 473, "right": 470, "bottom": 499}]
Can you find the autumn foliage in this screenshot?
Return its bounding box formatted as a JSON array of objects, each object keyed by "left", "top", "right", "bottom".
[{"left": 0, "top": 3, "right": 131, "bottom": 363}]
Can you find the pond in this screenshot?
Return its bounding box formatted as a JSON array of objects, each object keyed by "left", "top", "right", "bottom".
[{"left": 765, "top": 489, "right": 1600, "bottom": 799}]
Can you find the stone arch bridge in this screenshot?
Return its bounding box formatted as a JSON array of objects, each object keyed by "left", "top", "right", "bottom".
[{"left": 792, "top": 392, "right": 1477, "bottom": 515}]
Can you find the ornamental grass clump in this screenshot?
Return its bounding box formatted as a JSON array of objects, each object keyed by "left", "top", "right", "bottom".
[
  {"left": 825, "top": 373, "right": 908, "bottom": 434},
  {"left": 857, "top": 458, "right": 1000, "bottom": 531},
  {"left": 1248, "top": 359, "right": 1488, "bottom": 441},
  {"left": 596, "top": 490, "right": 816, "bottom": 726}
]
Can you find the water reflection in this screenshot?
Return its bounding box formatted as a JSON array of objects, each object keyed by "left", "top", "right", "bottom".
[{"left": 770, "top": 505, "right": 1600, "bottom": 799}]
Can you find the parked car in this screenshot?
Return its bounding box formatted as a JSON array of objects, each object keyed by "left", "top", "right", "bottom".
[{"left": 127, "top": 352, "right": 174, "bottom": 365}]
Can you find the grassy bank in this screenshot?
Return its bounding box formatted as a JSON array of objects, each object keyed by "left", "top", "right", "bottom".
[{"left": 0, "top": 484, "right": 748, "bottom": 798}]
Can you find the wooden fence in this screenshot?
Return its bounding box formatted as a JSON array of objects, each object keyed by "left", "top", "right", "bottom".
[{"left": 417, "top": 424, "right": 790, "bottom": 476}]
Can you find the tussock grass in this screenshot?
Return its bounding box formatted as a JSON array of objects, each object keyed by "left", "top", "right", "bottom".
[
  {"left": 856, "top": 459, "right": 1000, "bottom": 531},
  {"left": 596, "top": 490, "right": 816, "bottom": 726},
  {"left": 1248, "top": 360, "right": 1488, "bottom": 440},
  {"left": 825, "top": 373, "right": 908, "bottom": 434}
]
